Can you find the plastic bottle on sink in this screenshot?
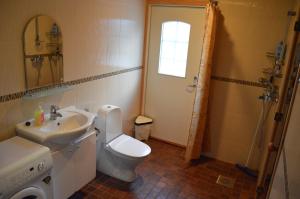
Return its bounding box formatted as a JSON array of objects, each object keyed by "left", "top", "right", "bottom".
[{"left": 34, "top": 105, "right": 45, "bottom": 126}]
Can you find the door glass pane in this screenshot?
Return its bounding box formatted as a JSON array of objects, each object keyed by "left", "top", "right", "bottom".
[{"left": 158, "top": 21, "right": 191, "bottom": 77}]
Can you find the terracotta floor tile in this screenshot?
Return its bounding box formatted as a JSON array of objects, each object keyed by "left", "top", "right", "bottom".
[{"left": 70, "top": 139, "right": 257, "bottom": 199}]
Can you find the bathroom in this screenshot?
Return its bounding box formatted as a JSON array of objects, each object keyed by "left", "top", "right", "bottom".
[{"left": 0, "top": 0, "right": 300, "bottom": 198}]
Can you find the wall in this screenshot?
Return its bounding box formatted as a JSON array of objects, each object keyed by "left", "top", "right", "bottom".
[
  {"left": 0, "top": 0, "right": 145, "bottom": 141},
  {"left": 204, "top": 0, "right": 296, "bottom": 169}
]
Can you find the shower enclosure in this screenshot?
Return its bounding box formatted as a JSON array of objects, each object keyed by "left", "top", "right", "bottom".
[
  {"left": 250, "top": 12, "right": 300, "bottom": 198},
  {"left": 236, "top": 41, "right": 282, "bottom": 177}
]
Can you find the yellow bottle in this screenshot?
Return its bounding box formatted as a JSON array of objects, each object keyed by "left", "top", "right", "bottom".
[{"left": 34, "top": 106, "right": 45, "bottom": 126}]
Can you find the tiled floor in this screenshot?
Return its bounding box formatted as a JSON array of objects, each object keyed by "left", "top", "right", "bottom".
[{"left": 74, "top": 139, "right": 257, "bottom": 199}]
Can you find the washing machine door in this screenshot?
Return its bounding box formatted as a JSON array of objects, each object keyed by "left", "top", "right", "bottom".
[{"left": 10, "top": 187, "right": 46, "bottom": 199}]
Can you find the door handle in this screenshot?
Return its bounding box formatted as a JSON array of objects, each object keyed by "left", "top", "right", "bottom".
[
  {"left": 187, "top": 84, "right": 197, "bottom": 88},
  {"left": 187, "top": 76, "right": 198, "bottom": 88}
]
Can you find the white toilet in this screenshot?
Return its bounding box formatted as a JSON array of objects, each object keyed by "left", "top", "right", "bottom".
[{"left": 94, "top": 105, "right": 151, "bottom": 182}]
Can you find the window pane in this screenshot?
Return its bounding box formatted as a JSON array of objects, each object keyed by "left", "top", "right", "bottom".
[
  {"left": 161, "top": 41, "right": 175, "bottom": 59},
  {"left": 158, "top": 21, "right": 190, "bottom": 78},
  {"left": 175, "top": 43, "right": 189, "bottom": 61},
  {"left": 176, "top": 23, "right": 191, "bottom": 42},
  {"left": 161, "top": 22, "right": 177, "bottom": 41},
  {"left": 158, "top": 58, "right": 172, "bottom": 74}
]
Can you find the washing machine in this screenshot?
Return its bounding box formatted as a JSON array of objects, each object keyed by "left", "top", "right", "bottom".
[{"left": 0, "top": 136, "right": 53, "bottom": 199}]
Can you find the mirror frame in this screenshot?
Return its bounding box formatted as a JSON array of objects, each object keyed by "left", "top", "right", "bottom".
[{"left": 22, "top": 15, "right": 64, "bottom": 90}]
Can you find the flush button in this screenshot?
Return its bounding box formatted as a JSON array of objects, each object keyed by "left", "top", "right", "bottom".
[{"left": 37, "top": 162, "right": 45, "bottom": 171}]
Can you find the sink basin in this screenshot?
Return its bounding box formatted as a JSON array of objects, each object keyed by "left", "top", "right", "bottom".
[{"left": 16, "top": 106, "right": 96, "bottom": 145}]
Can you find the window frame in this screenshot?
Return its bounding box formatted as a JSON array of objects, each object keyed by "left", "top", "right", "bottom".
[{"left": 157, "top": 20, "right": 191, "bottom": 78}]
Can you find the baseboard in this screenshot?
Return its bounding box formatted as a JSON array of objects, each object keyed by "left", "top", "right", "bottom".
[{"left": 149, "top": 136, "right": 186, "bottom": 148}]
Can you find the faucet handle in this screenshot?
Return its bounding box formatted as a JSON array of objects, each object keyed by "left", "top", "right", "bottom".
[{"left": 50, "top": 105, "right": 60, "bottom": 112}]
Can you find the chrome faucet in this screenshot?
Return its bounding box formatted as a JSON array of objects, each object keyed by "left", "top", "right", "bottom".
[{"left": 50, "top": 105, "right": 62, "bottom": 120}]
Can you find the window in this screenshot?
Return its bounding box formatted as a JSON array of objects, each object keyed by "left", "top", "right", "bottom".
[{"left": 158, "top": 21, "right": 191, "bottom": 78}]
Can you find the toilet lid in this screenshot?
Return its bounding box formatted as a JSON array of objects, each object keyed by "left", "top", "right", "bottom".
[{"left": 108, "top": 134, "right": 151, "bottom": 158}]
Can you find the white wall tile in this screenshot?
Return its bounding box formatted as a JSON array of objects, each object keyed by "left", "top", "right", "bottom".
[
  {"left": 0, "top": 0, "right": 145, "bottom": 96},
  {"left": 0, "top": 0, "right": 145, "bottom": 140}
]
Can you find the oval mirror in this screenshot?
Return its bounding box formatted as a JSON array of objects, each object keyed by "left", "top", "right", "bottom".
[{"left": 23, "top": 15, "right": 63, "bottom": 89}]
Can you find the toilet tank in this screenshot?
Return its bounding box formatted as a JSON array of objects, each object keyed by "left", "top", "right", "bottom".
[{"left": 95, "top": 105, "right": 122, "bottom": 143}]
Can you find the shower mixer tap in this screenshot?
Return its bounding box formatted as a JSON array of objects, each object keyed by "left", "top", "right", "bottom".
[
  {"left": 258, "top": 76, "right": 279, "bottom": 102},
  {"left": 259, "top": 92, "right": 278, "bottom": 102},
  {"left": 259, "top": 84, "right": 279, "bottom": 102},
  {"left": 257, "top": 41, "right": 286, "bottom": 103}
]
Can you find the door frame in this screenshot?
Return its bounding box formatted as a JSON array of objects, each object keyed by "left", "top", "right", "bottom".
[
  {"left": 140, "top": 1, "right": 208, "bottom": 149},
  {"left": 141, "top": 1, "right": 209, "bottom": 114}
]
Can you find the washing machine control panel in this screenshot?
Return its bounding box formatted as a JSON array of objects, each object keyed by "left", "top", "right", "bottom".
[{"left": 0, "top": 153, "right": 52, "bottom": 198}]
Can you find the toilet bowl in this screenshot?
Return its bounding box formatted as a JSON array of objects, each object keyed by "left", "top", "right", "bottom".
[{"left": 95, "top": 105, "right": 151, "bottom": 182}]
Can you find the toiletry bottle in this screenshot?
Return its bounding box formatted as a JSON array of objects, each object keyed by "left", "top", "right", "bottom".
[{"left": 34, "top": 105, "right": 45, "bottom": 126}]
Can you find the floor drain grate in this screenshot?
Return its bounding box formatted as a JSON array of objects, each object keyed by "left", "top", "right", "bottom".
[{"left": 216, "top": 175, "right": 236, "bottom": 188}]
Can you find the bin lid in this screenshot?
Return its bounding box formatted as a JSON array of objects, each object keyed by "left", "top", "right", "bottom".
[{"left": 135, "top": 115, "right": 153, "bottom": 125}]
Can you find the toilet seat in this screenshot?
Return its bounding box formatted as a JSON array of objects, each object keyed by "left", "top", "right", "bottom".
[{"left": 107, "top": 134, "right": 151, "bottom": 158}]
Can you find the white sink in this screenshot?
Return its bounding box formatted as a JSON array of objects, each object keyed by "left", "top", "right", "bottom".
[{"left": 16, "top": 106, "right": 96, "bottom": 145}]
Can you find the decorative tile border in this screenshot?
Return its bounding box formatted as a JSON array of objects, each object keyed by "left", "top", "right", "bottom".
[
  {"left": 0, "top": 66, "right": 142, "bottom": 103},
  {"left": 1, "top": 69, "right": 265, "bottom": 103},
  {"left": 211, "top": 75, "right": 266, "bottom": 88}
]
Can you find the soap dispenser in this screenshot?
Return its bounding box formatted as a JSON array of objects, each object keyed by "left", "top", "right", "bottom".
[{"left": 34, "top": 105, "right": 45, "bottom": 126}]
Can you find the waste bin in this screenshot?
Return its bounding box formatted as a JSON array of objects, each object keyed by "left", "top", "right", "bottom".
[{"left": 134, "top": 115, "right": 153, "bottom": 141}]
